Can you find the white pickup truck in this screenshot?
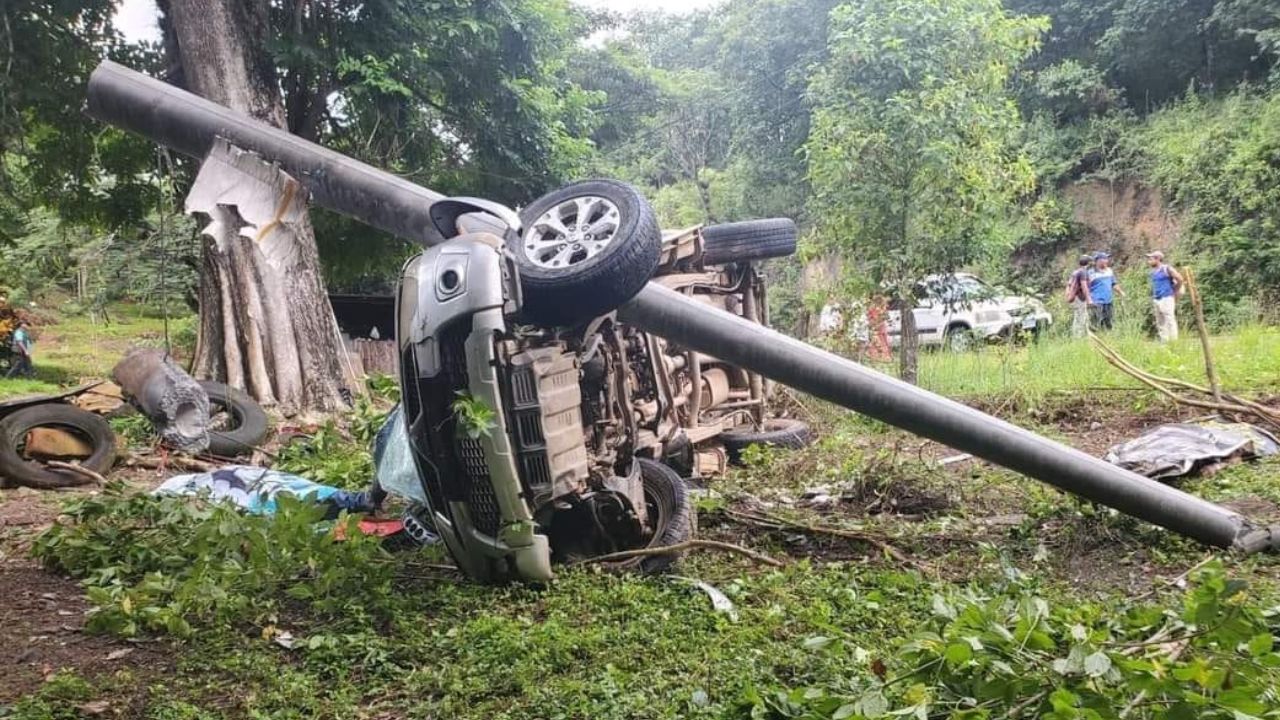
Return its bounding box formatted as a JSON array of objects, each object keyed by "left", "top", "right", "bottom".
[{"left": 887, "top": 273, "right": 1053, "bottom": 352}]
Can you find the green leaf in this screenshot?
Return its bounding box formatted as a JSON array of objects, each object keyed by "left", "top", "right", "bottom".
[
  {"left": 944, "top": 642, "right": 973, "bottom": 667},
  {"left": 1083, "top": 651, "right": 1111, "bottom": 678},
  {"left": 1245, "top": 632, "right": 1273, "bottom": 657},
  {"left": 1218, "top": 688, "right": 1265, "bottom": 715}
]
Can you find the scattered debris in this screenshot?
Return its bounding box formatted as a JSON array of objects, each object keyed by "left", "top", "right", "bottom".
[
  {"left": 1105, "top": 422, "right": 1279, "bottom": 480},
  {"left": 0, "top": 405, "right": 117, "bottom": 489},
  {"left": 670, "top": 576, "right": 739, "bottom": 621},
  {"left": 938, "top": 453, "right": 973, "bottom": 466},
  {"left": 72, "top": 381, "right": 125, "bottom": 415},
  {"left": 112, "top": 349, "right": 211, "bottom": 454}
]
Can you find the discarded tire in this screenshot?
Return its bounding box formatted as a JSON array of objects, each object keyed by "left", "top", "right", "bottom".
[
  {"left": 199, "top": 380, "right": 270, "bottom": 457},
  {"left": 515, "top": 179, "right": 662, "bottom": 327},
  {"left": 701, "top": 218, "right": 798, "bottom": 266},
  {"left": 721, "top": 418, "right": 813, "bottom": 465},
  {"left": 610, "top": 458, "right": 692, "bottom": 574},
  {"left": 0, "top": 404, "right": 117, "bottom": 489}
]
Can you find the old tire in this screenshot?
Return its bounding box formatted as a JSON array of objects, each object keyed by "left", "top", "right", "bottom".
[
  {"left": 515, "top": 179, "right": 661, "bottom": 327},
  {"left": 613, "top": 458, "right": 692, "bottom": 575},
  {"left": 199, "top": 380, "right": 270, "bottom": 457},
  {"left": 701, "top": 218, "right": 797, "bottom": 266},
  {"left": 0, "top": 404, "right": 117, "bottom": 489},
  {"left": 722, "top": 418, "right": 812, "bottom": 465}
]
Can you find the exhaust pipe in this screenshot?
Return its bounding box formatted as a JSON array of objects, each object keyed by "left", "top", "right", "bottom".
[{"left": 86, "top": 61, "right": 1280, "bottom": 553}]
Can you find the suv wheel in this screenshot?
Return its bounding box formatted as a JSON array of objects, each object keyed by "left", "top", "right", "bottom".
[
  {"left": 608, "top": 459, "right": 692, "bottom": 574},
  {"left": 514, "top": 179, "right": 661, "bottom": 326},
  {"left": 945, "top": 325, "right": 974, "bottom": 353}
]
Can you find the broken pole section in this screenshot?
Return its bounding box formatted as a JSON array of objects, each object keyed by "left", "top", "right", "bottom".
[{"left": 112, "top": 349, "right": 210, "bottom": 454}]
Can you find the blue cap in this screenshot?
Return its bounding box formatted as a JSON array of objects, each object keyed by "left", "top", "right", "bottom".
[{"left": 1092, "top": 251, "right": 1110, "bottom": 260}]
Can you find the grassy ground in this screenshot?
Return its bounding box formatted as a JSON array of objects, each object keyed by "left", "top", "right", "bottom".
[
  {"left": 0, "top": 305, "right": 192, "bottom": 400},
  {"left": 3, "top": 321, "right": 1280, "bottom": 719}
]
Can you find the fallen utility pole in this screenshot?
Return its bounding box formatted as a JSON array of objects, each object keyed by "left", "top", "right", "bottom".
[
  {"left": 112, "top": 349, "right": 210, "bottom": 454},
  {"left": 85, "top": 60, "right": 1280, "bottom": 555}
]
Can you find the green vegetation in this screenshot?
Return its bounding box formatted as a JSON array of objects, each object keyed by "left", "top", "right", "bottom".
[
  {"left": 918, "top": 324, "right": 1280, "bottom": 401},
  {"left": 0, "top": 304, "right": 190, "bottom": 399}
]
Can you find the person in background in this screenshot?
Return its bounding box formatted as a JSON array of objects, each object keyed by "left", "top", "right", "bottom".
[
  {"left": 7, "top": 320, "right": 34, "bottom": 378},
  {"left": 1146, "top": 250, "right": 1185, "bottom": 342},
  {"left": 1087, "top": 251, "right": 1123, "bottom": 331},
  {"left": 1064, "top": 254, "right": 1093, "bottom": 338}
]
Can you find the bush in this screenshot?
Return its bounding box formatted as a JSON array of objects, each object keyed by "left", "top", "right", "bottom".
[
  {"left": 32, "top": 484, "right": 395, "bottom": 638},
  {"left": 748, "top": 562, "right": 1280, "bottom": 719}
]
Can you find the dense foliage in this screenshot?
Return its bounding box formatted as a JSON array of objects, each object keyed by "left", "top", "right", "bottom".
[{"left": 2, "top": 0, "right": 1279, "bottom": 315}]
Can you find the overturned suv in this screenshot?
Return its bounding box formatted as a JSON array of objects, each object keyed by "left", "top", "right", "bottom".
[{"left": 397, "top": 180, "right": 807, "bottom": 582}]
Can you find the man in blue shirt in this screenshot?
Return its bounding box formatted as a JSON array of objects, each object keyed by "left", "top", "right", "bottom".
[
  {"left": 1146, "top": 251, "right": 1184, "bottom": 342},
  {"left": 6, "top": 320, "right": 34, "bottom": 378},
  {"left": 1087, "top": 252, "right": 1123, "bottom": 331}
]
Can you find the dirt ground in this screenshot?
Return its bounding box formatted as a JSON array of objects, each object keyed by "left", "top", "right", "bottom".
[{"left": 0, "top": 473, "right": 176, "bottom": 706}]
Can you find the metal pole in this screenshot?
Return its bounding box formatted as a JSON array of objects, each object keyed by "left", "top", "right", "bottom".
[
  {"left": 620, "top": 283, "right": 1276, "bottom": 551},
  {"left": 85, "top": 61, "right": 445, "bottom": 246}
]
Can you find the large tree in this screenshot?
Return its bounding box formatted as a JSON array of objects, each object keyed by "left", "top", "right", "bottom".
[
  {"left": 806, "top": 0, "right": 1044, "bottom": 383},
  {"left": 163, "top": 0, "right": 347, "bottom": 414}
]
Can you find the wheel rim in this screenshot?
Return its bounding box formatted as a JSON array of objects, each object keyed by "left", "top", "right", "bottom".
[{"left": 521, "top": 195, "right": 621, "bottom": 270}]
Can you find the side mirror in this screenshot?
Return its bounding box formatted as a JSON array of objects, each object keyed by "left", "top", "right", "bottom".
[{"left": 429, "top": 197, "right": 522, "bottom": 238}]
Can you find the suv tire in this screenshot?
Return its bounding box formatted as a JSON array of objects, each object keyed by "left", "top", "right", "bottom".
[
  {"left": 611, "top": 458, "right": 692, "bottom": 574},
  {"left": 701, "top": 218, "right": 798, "bottom": 266},
  {"left": 721, "top": 418, "right": 812, "bottom": 465},
  {"left": 515, "top": 179, "right": 661, "bottom": 326}
]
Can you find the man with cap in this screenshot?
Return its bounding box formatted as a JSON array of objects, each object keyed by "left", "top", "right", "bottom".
[
  {"left": 1087, "top": 251, "right": 1123, "bottom": 331},
  {"left": 1145, "top": 250, "right": 1184, "bottom": 341},
  {"left": 1064, "top": 254, "right": 1093, "bottom": 338}
]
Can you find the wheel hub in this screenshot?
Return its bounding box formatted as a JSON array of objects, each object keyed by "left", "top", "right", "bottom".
[{"left": 522, "top": 196, "right": 621, "bottom": 270}]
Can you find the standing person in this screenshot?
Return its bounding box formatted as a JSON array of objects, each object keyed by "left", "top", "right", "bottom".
[
  {"left": 1064, "top": 254, "right": 1093, "bottom": 338},
  {"left": 1087, "top": 252, "right": 1124, "bottom": 331},
  {"left": 6, "top": 320, "right": 34, "bottom": 378},
  {"left": 1146, "top": 251, "right": 1185, "bottom": 342}
]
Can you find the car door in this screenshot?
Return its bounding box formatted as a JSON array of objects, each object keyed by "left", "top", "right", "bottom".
[{"left": 912, "top": 280, "right": 947, "bottom": 346}]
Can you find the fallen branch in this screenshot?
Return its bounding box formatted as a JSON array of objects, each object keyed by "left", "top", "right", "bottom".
[
  {"left": 125, "top": 452, "right": 216, "bottom": 473},
  {"left": 1089, "top": 333, "right": 1280, "bottom": 421},
  {"left": 725, "top": 508, "right": 912, "bottom": 564},
  {"left": 44, "top": 461, "right": 106, "bottom": 486},
  {"left": 1089, "top": 334, "right": 1280, "bottom": 431},
  {"left": 574, "top": 539, "right": 784, "bottom": 568}
]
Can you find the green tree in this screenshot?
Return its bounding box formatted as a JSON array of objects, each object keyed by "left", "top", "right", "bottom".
[{"left": 806, "top": 0, "right": 1044, "bottom": 382}]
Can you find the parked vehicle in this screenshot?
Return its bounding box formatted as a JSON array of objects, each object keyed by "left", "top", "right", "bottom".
[
  {"left": 396, "top": 182, "right": 809, "bottom": 581},
  {"left": 886, "top": 273, "right": 1052, "bottom": 352}
]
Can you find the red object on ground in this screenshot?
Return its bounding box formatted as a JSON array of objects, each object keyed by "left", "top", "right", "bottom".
[{"left": 332, "top": 517, "right": 404, "bottom": 541}]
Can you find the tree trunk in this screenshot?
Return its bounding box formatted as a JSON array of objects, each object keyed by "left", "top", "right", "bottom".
[
  {"left": 899, "top": 296, "right": 919, "bottom": 385},
  {"left": 165, "top": 0, "right": 347, "bottom": 414}
]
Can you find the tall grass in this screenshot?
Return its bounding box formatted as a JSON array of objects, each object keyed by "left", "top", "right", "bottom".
[{"left": 916, "top": 323, "right": 1280, "bottom": 401}]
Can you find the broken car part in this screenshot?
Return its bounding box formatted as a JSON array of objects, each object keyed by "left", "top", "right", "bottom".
[{"left": 112, "top": 349, "right": 210, "bottom": 454}]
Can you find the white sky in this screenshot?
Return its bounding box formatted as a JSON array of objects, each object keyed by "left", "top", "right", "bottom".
[{"left": 115, "top": 0, "right": 723, "bottom": 44}]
